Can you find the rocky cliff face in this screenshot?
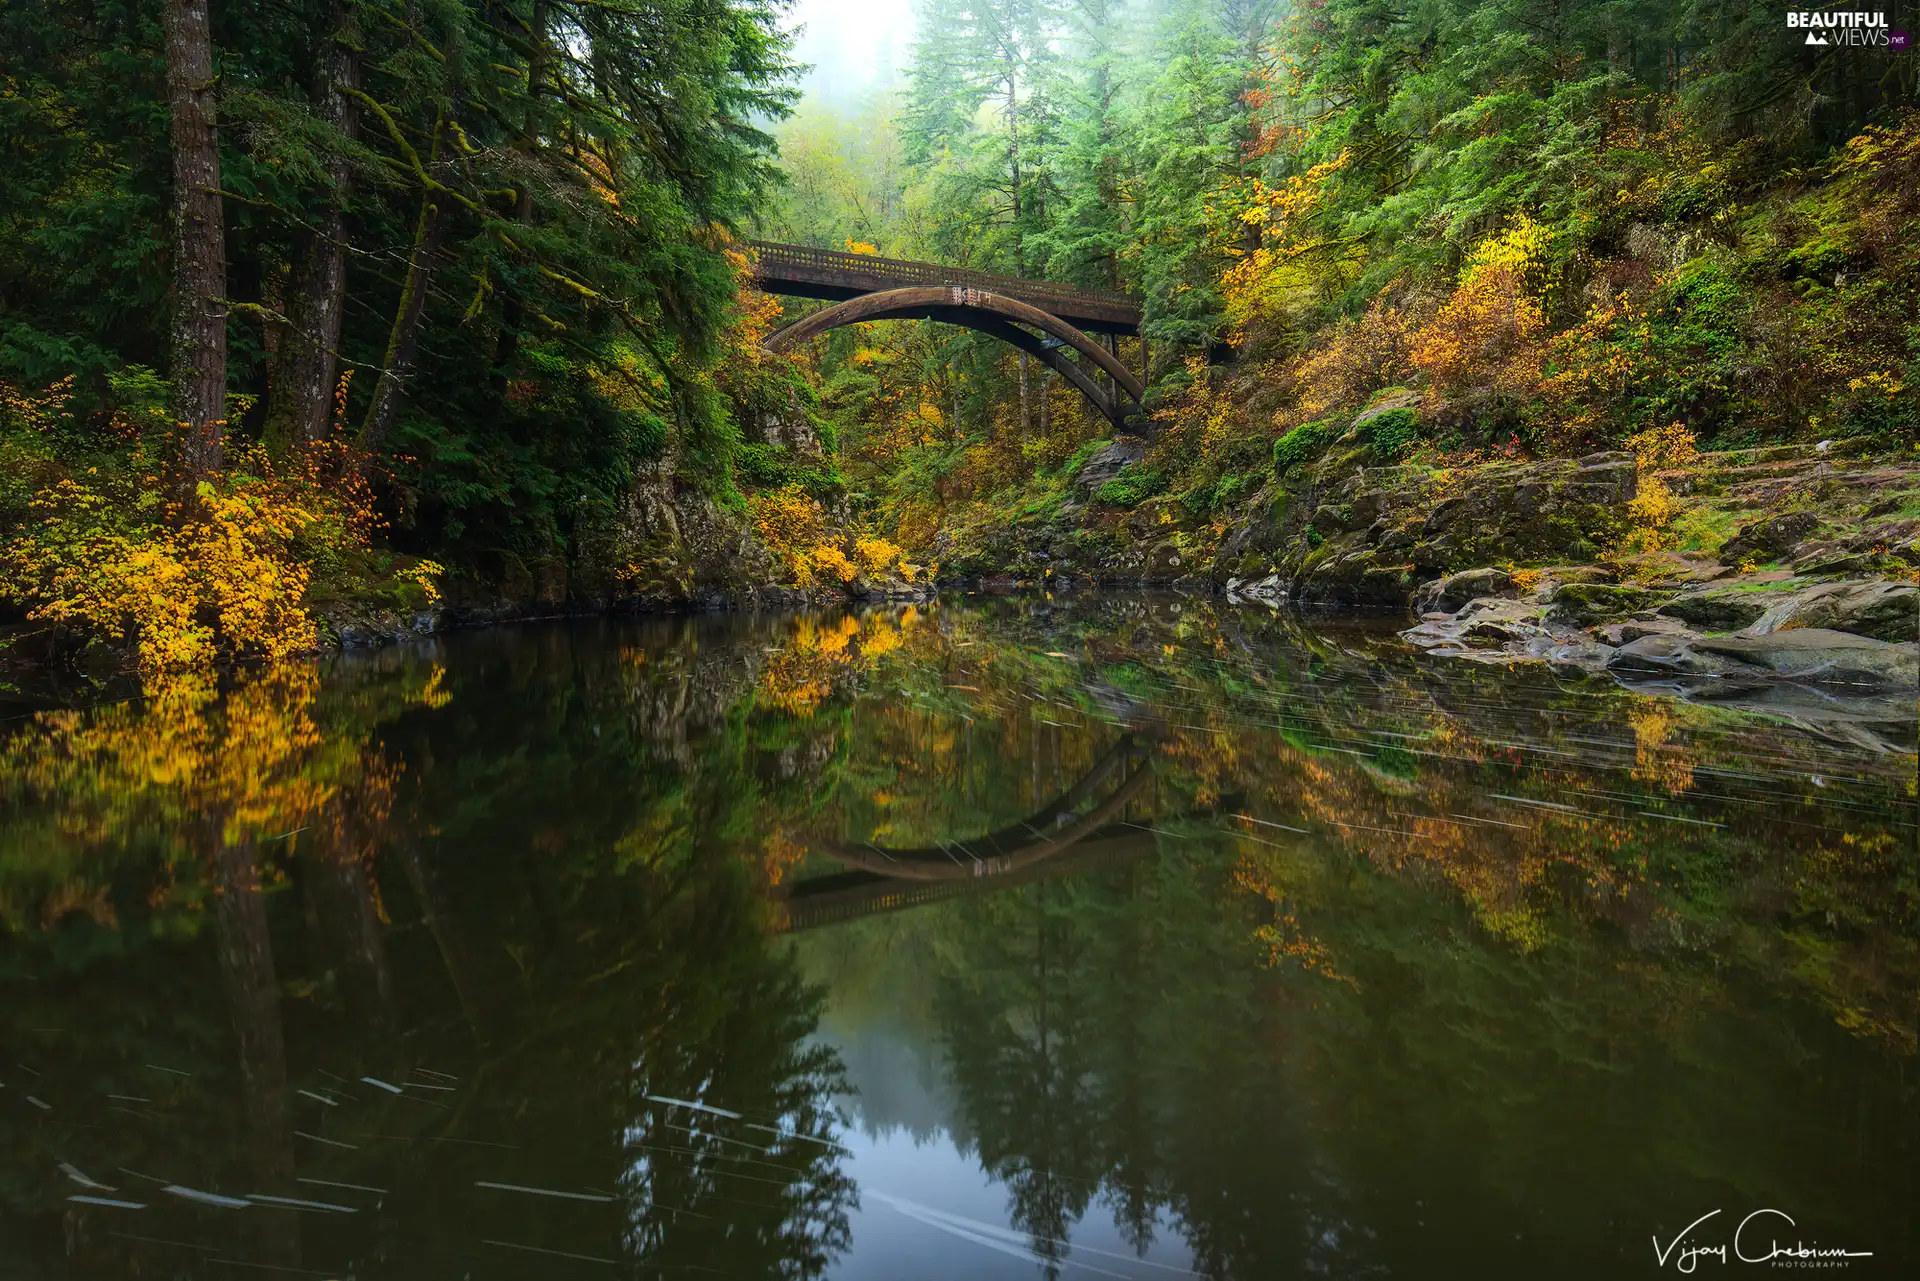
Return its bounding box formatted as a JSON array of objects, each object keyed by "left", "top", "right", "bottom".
[
  {"left": 1218, "top": 450, "right": 1638, "bottom": 607},
  {"left": 932, "top": 441, "right": 1641, "bottom": 602},
  {"left": 933, "top": 436, "right": 1920, "bottom": 610}
]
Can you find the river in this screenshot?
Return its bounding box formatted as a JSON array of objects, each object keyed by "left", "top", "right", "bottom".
[{"left": 2, "top": 596, "right": 1914, "bottom": 1278}]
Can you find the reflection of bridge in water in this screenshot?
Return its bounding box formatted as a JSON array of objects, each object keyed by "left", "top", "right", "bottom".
[{"left": 774, "top": 729, "right": 1172, "bottom": 932}]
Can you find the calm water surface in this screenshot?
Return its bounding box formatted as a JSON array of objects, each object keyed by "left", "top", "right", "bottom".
[{"left": 2, "top": 597, "right": 1915, "bottom": 1278}]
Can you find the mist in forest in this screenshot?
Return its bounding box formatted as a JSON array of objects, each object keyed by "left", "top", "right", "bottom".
[{"left": 786, "top": 0, "right": 916, "bottom": 103}]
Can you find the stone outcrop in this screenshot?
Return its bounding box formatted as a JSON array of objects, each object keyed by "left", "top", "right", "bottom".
[
  {"left": 1401, "top": 565, "right": 1917, "bottom": 724},
  {"left": 1074, "top": 436, "right": 1148, "bottom": 494}
]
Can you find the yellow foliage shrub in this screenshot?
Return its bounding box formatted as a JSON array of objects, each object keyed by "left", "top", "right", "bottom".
[
  {"left": 1283, "top": 298, "right": 1416, "bottom": 424},
  {"left": 1409, "top": 216, "right": 1551, "bottom": 400},
  {"left": 1533, "top": 294, "right": 1637, "bottom": 452},
  {"left": 1625, "top": 422, "right": 1701, "bottom": 471},
  {"left": 0, "top": 378, "right": 442, "bottom": 673},
  {"left": 854, "top": 535, "right": 906, "bottom": 578},
  {"left": 4, "top": 474, "right": 319, "bottom": 671},
  {"left": 1609, "top": 474, "right": 1683, "bottom": 561},
  {"left": 752, "top": 485, "right": 913, "bottom": 586},
  {"left": 1219, "top": 151, "right": 1352, "bottom": 337}
]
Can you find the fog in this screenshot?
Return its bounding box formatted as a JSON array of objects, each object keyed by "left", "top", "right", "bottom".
[{"left": 784, "top": 0, "right": 916, "bottom": 104}]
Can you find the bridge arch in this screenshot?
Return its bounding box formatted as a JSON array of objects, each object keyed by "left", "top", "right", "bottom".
[
  {"left": 763, "top": 286, "right": 1148, "bottom": 430},
  {"left": 813, "top": 728, "right": 1159, "bottom": 881}
]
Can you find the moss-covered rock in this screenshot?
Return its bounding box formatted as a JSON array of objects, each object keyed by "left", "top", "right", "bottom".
[{"left": 1547, "top": 583, "right": 1662, "bottom": 624}]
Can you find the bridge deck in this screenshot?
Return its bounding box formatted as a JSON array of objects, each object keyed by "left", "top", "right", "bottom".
[
  {"left": 772, "top": 824, "right": 1157, "bottom": 932},
  {"left": 749, "top": 241, "right": 1141, "bottom": 336}
]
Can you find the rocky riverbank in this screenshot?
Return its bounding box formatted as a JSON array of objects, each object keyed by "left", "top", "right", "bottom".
[
  {"left": 936, "top": 434, "right": 1920, "bottom": 604},
  {"left": 1400, "top": 567, "right": 1915, "bottom": 735},
  {"left": 928, "top": 433, "right": 1918, "bottom": 727}
]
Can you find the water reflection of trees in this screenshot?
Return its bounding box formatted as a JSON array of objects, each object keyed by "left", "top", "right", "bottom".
[
  {"left": 905, "top": 818, "right": 1913, "bottom": 1277},
  {"left": 0, "top": 625, "right": 857, "bottom": 1278},
  {"left": 0, "top": 599, "right": 1913, "bottom": 1277}
]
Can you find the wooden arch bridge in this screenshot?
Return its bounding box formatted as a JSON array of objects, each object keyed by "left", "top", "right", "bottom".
[
  {"left": 750, "top": 241, "right": 1149, "bottom": 431},
  {"left": 774, "top": 728, "right": 1174, "bottom": 931}
]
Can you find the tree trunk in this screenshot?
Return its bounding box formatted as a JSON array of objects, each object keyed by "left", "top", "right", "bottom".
[
  {"left": 1018, "top": 351, "right": 1031, "bottom": 438},
  {"left": 361, "top": 122, "right": 446, "bottom": 452},
  {"left": 265, "top": 2, "right": 362, "bottom": 451},
  {"left": 164, "top": 0, "right": 228, "bottom": 475}
]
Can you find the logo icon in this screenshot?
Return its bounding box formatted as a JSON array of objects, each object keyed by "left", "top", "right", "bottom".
[{"left": 1806, "top": 30, "right": 1829, "bottom": 44}]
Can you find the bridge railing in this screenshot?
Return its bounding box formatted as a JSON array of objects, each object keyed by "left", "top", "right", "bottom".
[{"left": 747, "top": 240, "right": 1138, "bottom": 311}]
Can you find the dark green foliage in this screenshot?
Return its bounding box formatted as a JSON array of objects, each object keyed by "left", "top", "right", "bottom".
[{"left": 1, "top": 0, "right": 800, "bottom": 577}]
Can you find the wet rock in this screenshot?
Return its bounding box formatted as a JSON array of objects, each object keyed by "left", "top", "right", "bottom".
[
  {"left": 1226, "top": 574, "right": 1289, "bottom": 608},
  {"left": 1720, "top": 510, "right": 1823, "bottom": 565},
  {"left": 1414, "top": 567, "right": 1515, "bottom": 614},
  {"left": 1548, "top": 583, "right": 1661, "bottom": 625},
  {"left": 1605, "top": 634, "right": 1744, "bottom": 678},
  {"left": 1691, "top": 630, "right": 1918, "bottom": 687},
  {"left": 1296, "top": 550, "right": 1415, "bottom": 607},
  {"left": 1656, "top": 586, "right": 1774, "bottom": 632},
  {"left": 1595, "top": 617, "right": 1691, "bottom": 646},
  {"left": 1143, "top": 540, "right": 1187, "bottom": 581},
  {"left": 1742, "top": 579, "right": 1918, "bottom": 642},
  {"left": 1604, "top": 628, "right": 1916, "bottom": 689},
  {"left": 1402, "top": 597, "right": 1550, "bottom": 649}
]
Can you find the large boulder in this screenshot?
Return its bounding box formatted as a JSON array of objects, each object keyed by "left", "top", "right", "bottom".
[
  {"left": 1745, "top": 579, "right": 1917, "bottom": 643},
  {"left": 1607, "top": 628, "right": 1916, "bottom": 689},
  {"left": 1691, "top": 629, "right": 1917, "bottom": 687},
  {"left": 1657, "top": 586, "right": 1773, "bottom": 632},
  {"left": 1719, "top": 510, "right": 1823, "bottom": 565},
  {"left": 1414, "top": 566, "right": 1515, "bottom": 614},
  {"left": 1549, "top": 582, "right": 1661, "bottom": 625}
]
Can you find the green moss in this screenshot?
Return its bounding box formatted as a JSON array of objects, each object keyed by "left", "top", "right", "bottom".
[
  {"left": 1095, "top": 461, "right": 1165, "bottom": 507},
  {"left": 1670, "top": 503, "right": 1741, "bottom": 553},
  {"left": 1549, "top": 583, "right": 1661, "bottom": 624},
  {"left": 1356, "top": 407, "right": 1421, "bottom": 461},
  {"left": 1273, "top": 418, "right": 1335, "bottom": 475}
]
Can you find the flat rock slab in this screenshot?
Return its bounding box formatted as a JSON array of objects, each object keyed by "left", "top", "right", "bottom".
[{"left": 1607, "top": 628, "right": 1915, "bottom": 688}]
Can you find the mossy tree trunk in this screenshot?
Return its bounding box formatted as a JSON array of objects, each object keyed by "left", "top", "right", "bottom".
[{"left": 361, "top": 120, "right": 446, "bottom": 453}]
